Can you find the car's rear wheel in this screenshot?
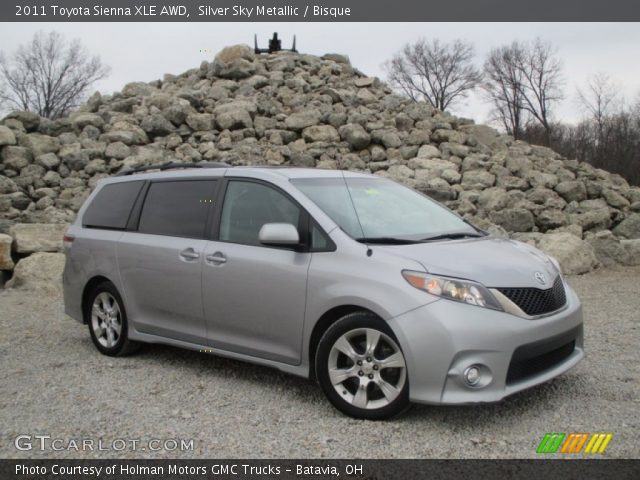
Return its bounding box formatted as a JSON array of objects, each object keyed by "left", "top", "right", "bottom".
[
  {"left": 86, "top": 282, "right": 139, "bottom": 356},
  {"left": 316, "top": 312, "right": 410, "bottom": 420}
]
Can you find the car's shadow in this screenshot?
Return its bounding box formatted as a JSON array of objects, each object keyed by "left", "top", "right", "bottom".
[{"left": 124, "top": 341, "right": 587, "bottom": 424}]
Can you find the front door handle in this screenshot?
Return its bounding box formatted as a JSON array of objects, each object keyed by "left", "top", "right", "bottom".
[
  {"left": 179, "top": 248, "right": 200, "bottom": 261},
  {"left": 205, "top": 252, "right": 227, "bottom": 265}
]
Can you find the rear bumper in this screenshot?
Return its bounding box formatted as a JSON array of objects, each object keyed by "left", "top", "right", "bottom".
[{"left": 387, "top": 281, "right": 584, "bottom": 404}]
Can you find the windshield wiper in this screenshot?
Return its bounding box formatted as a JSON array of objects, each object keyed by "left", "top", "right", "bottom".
[
  {"left": 355, "top": 237, "right": 420, "bottom": 245},
  {"left": 420, "top": 232, "right": 485, "bottom": 242}
]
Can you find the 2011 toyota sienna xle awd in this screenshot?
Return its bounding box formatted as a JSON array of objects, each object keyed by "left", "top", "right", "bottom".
[{"left": 63, "top": 164, "right": 584, "bottom": 419}]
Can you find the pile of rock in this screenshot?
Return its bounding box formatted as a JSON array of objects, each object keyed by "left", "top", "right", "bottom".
[{"left": 1, "top": 44, "right": 639, "bottom": 284}]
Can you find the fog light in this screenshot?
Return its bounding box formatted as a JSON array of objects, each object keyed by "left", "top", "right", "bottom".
[{"left": 464, "top": 366, "right": 481, "bottom": 386}]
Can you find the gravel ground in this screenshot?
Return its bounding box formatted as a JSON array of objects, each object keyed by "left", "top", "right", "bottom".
[{"left": 0, "top": 267, "right": 638, "bottom": 459}]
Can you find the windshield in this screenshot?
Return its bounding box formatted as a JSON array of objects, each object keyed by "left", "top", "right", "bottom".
[{"left": 292, "top": 177, "right": 479, "bottom": 241}]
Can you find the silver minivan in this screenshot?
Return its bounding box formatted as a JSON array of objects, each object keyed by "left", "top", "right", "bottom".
[{"left": 63, "top": 164, "right": 584, "bottom": 419}]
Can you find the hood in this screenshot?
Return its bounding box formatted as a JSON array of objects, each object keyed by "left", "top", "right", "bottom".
[{"left": 378, "top": 237, "right": 559, "bottom": 289}]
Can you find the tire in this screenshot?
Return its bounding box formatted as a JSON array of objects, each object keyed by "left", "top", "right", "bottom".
[
  {"left": 316, "top": 312, "right": 410, "bottom": 420},
  {"left": 86, "top": 281, "right": 140, "bottom": 357}
]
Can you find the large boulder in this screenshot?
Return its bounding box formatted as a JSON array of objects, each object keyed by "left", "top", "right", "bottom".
[
  {"left": 555, "top": 180, "right": 587, "bottom": 203},
  {"left": 538, "top": 232, "right": 599, "bottom": 274},
  {"left": 284, "top": 110, "right": 321, "bottom": 131},
  {"left": 4, "top": 111, "right": 41, "bottom": 131},
  {"left": 0, "top": 233, "right": 14, "bottom": 270},
  {"left": 612, "top": 213, "right": 640, "bottom": 239},
  {"left": 18, "top": 133, "right": 61, "bottom": 157},
  {"left": 0, "top": 125, "right": 16, "bottom": 146},
  {"left": 214, "top": 102, "right": 254, "bottom": 130},
  {"left": 6, "top": 252, "right": 65, "bottom": 291},
  {"left": 1, "top": 146, "right": 33, "bottom": 171},
  {"left": 214, "top": 44, "right": 255, "bottom": 64},
  {"left": 489, "top": 208, "right": 535, "bottom": 233},
  {"left": 302, "top": 125, "right": 340, "bottom": 143},
  {"left": 339, "top": 123, "right": 371, "bottom": 150},
  {"left": 9, "top": 223, "right": 68, "bottom": 254},
  {"left": 586, "top": 230, "right": 633, "bottom": 266}
]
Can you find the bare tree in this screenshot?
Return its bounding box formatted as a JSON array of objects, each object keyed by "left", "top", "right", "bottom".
[
  {"left": 576, "top": 73, "right": 620, "bottom": 137},
  {"left": 516, "top": 39, "right": 564, "bottom": 145},
  {"left": 384, "top": 38, "right": 482, "bottom": 111},
  {"left": 0, "top": 31, "right": 109, "bottom": 119},
  {"left": 483, "top": 43, "right": 527, "bottom": 139}
]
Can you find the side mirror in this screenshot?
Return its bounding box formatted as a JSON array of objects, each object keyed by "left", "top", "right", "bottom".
[{"left": 259, "top": 223, "right": 300, "bottom": 247}]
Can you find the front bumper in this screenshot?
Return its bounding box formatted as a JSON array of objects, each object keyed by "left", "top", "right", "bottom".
[{"left": 387, "top": 281, "right": 584, "bottom": 404}]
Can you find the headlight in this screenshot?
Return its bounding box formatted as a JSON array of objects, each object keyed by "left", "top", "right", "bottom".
[{"left": 402, "top": 270, "right": 503, "bottom": 311}]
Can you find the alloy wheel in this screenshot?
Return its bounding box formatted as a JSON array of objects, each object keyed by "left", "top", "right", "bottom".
[
  {"left": 91, "top": 292, "right": 122, "bottom": 349},
  {"left": 328, "top": 328, "right": 407, "bottom": 410}
]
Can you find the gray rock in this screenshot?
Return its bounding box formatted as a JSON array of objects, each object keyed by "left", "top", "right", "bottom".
[
  {"left": 322, "top": 53, "right": 350, "bottom": 64},
  {"left": 215, "top": 44, "right": 255, "bottom": 64},
  {"left": 536, "top": 209, "right": 568, "bottom": 231},
  {"left": 526, "top": 171, "right": 558, "bottom": 189},
  {"left": 211, "top": 58, "right": 256, "bottom": 80},
  {"left": 71, "top": 113, "right": 104, "bottom": 130},
  {"left": 587, "top": 230, "right": 631, "bottom": 267},
  {"left": 555, "top": 180, "right": 587, "bottom": 203},
  {"left": 602, "top": 188, "right": 630, "bottom": 209},
  {"left": 4, "top": 111, "right": 40, "bottom": 131},
  {"left": 0, "top": 175, "right": 19, "bottom": 194},
  {"left": 338, "top": 123, "right": 371, "bottom": 150},
  {"left": 35, "top": 153, "right": 61, "bottom": 170},
  {"left": 122, "top": 82, "right": 155, "bottom": 97},
  {"left": 0, "top": 125, "right": 16, "bottom": 146},
  {"left": 2, "top": 146, "right": 33, "bottom": 171},
  {"left": 461, "top": 170, "right": 496, "bottom": 189},
  {"left": 538, "top": 232, "right": 599, "bottom": 275},
  {"left": 489, "top": 208, "right": 535, "bottom": 232},
  {"left": 9, "top": 223, "right": 68, "bottom": 254},
  {"left": 613, "top": 213, "right": 640, "bottom": 239},
  {"left": 6, "top": 252, "right": 65, "bottom": 291},
  {"left": 0, "top": 233, "right": 14, "bottom": 270},
  {"left": 105, "top": 142, "right": 131, "bottom": 160},
  {"left": 185, "top": 113, "right": 214, "bottom": 132},
  {"left": 620, "top": 239, "right": 640, "bottom": 265},
  {"left": 416, "top": 144, "right": 440, "bottom": 158},
  {"left": 284, "top": 110, "right": 321, "bottom": 131},
  {"left": 142, "top": 113, "right": 177, "bottom": 136},
  {"left": 61, "top": 150, "right": 90, "bottom": 171},
  {"left": 302, "top": 125, "right": 340, "bottom": 143},
  {"left": 570, "top": 209, "right": 611, "bottom": 232}
]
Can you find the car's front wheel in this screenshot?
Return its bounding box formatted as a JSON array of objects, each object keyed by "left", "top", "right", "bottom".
[
  {"left": 316, "top": 312, "right": 410, "bottom": 420},
  {"left": 86, "top": 281, "right": 139, "bottom": 356}
]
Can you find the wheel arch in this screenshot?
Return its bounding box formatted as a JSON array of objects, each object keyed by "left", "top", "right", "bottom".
[
  {"left": 308, "top": 305, "right": 384, "bottom": 381},
  {"left": 81, "top": 275, "right": 114, "bottom": 324}
]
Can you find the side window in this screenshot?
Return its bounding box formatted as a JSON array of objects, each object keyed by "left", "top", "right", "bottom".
[
  {"left": 83, "top": 180, "right": 144, "bottom": 230},
  {"left": 219, "top": 181, "right": 301, "bottom": 246},
  {"left": 310, "top": 222, "right": 332, "bottom": 252},
  {"left": 138, "top": 180, "right": 217, "bottom": 238}
]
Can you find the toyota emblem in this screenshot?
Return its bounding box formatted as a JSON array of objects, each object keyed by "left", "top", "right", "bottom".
[{"left": 534, "top": 271, "right": 546, "bottom": 285}]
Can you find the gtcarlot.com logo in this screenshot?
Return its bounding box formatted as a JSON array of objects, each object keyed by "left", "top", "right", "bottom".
[{"left": 536, "top": 432, "right": 613, "bottom": 454}]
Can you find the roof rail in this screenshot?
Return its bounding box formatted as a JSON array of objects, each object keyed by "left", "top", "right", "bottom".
[{"left": 116, "top": 161, "right": 230, "bottom": 177}]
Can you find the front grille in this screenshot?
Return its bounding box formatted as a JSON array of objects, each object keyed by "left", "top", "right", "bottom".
[
  {"left": 506, "top": 324, "right": 581, "bottom": 385},
  {"left": 498, "top": 275, "right": 566, "bottom": 316}
]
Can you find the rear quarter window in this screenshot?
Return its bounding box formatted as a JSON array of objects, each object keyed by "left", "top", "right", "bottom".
[{"left": 83, "top": 181, "right": 144, "bottom": 230}]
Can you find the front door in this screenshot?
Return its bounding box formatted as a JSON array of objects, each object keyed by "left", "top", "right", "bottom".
[{"left": 202, "top": 180, "right": 311, "bottom": 365}]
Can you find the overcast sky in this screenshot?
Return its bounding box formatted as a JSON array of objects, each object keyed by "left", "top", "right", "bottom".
[{"left": 0, "top": 22, "right": 638, "bottom": 125}]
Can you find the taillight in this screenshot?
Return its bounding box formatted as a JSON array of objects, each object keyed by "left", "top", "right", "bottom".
[{"left": 63, "top": 234, "right": 74, "bottom": 249}]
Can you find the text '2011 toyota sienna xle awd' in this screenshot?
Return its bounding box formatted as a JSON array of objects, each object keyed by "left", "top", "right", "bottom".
[{"left": 63, "top": 164, "right": 584, "bottom": 419}]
